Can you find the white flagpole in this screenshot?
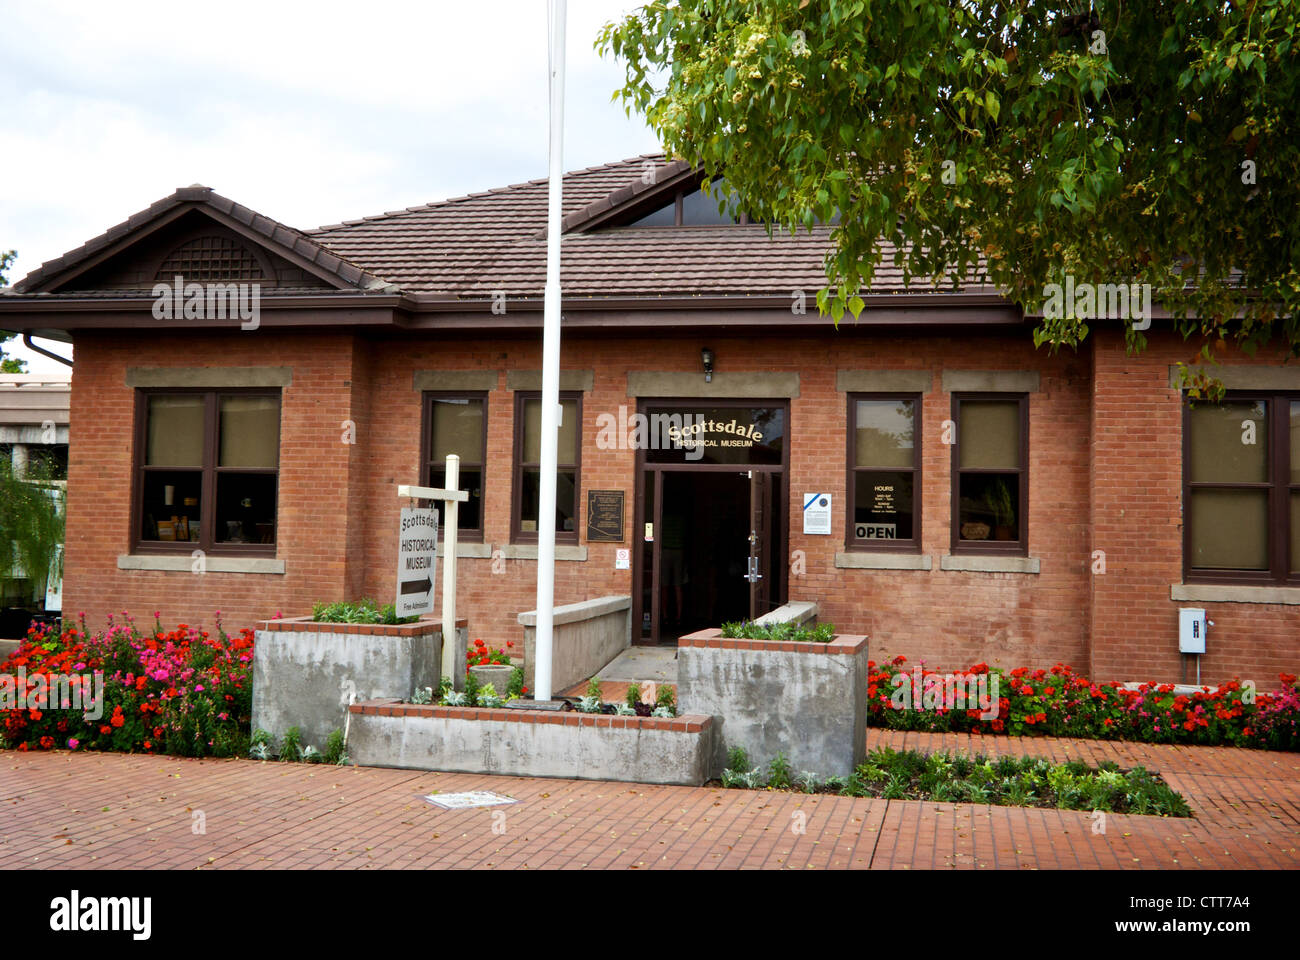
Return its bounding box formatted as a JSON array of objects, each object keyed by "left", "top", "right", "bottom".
[{"left": 534, "top": 0, "right": 566, "bottom": 702}]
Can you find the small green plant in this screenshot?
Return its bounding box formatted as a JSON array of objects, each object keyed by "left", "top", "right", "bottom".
[
  {"left": 655, "top": 685, "right": 676, "bottom": 716},
  {"left": 411, "top": 686, "right": 434, "bottom": 705},
  {"left": 301, "top": 745, "right": 323, "bottom": 763},
  {"left": 249, "top": 728, "right": 273, "bottom": 760},
  {"left": 477, "top": 683, "right": 502, "bottom": 708},
  {"left": 651, "top": 706, "right": 674, "bottom": 718},
  {"left": 613, "top": 702, "right": 636, "bottom": 716},
  {"left": 767, "top": 752, "right": 792, "bottom": 790},
  {"left": 438, "top": 677, "right": 453, "bottom": 700},
  {"left": 718, "top": 620, "right": 835, "bottom": 643},
  {"left": 625, "top": 682, "right": 642, "bottom": 709},
  {"left": 278, "top": 727, "right": 302, "bottom": 763},
  {"left": 311, "top": 598, "right": 418, "bottom": 625},
  {"left": 441, "top": 688, "right": 471, "bottom": 707},
  {"left": 507, "top": 666, "right": 525, "bottom": 699},
  {"left": 323, "top": 729, "right": 347, "bottom": 765},
  {"left": 464, "top": 670, "right": 481, "bottom": 705},
  {"left": 726, "top": 745, "right": 750, "bottom": 773},
  {"left": 795, "top": 771, "right": 820, "bottom": 794},
  {"left": 578, "top": 695, "right": 604, "bottom": 713},
  {"left": 586, "top": 676, "right": 603, "bottom": 700}
]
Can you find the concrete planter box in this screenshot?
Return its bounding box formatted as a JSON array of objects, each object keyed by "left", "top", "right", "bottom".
[
  {"left": 348, "top": 699, "right": 716, "bottom": 786},
  {"left": 677, "top": 628, "right": 869, "bottom": 779},
  {"left": 252, "top": 616, "right": 467, "bottom": 751},
  {"left": 519, "top": 595, "right": 630, "bottom": 693},
  {"left": 468, "top": 663, "right": 515, "bottom": 692}
]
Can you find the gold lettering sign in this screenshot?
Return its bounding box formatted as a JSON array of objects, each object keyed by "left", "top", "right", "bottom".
[{"left": 872, "top": 483, "right": 896, "bottom": 514}]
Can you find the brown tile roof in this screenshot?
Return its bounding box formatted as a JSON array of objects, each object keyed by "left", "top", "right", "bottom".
[
  {"left": 11, "top": 186, "right": 393, "bottom": 295},
  {"left": 309, "top": 154, "right": 994, "bottom": 300},
  {"left": 6, "top": 155, "right": 994, "bottom": 306}
]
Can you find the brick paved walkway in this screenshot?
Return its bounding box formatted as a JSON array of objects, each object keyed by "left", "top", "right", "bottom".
[{"left": 2, "top": 730, "right": 1296, "bottom": 869}]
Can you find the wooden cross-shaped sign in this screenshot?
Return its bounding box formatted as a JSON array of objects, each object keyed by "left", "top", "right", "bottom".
[{"left": 398, "top": 454, "right": 469, "bottom": 688}]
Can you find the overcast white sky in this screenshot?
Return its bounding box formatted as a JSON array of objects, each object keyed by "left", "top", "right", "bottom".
[{"left": 0, "top": 0, "right": 661, "bottom": 373}]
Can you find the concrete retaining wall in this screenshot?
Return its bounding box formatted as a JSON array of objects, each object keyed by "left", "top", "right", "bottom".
[
  {"left": 348, "top": 700, "right": 715, "bottom": 786},
  {"left": 676, "top": 628, "right": 869, "bottom": 778},
  {"left": 519, "top": 595, "right": 630, "bottom": 693},
  {"left": 252, "top": 616, "right": 467, "bottom": 751}
]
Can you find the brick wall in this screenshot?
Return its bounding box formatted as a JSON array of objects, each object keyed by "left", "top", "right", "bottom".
[
  {"left": 1089, "top": 328, "right": 1300, "bottom": 686},
  {"left": 63, "top": 324, "right": 1299, "bottom": 686}
]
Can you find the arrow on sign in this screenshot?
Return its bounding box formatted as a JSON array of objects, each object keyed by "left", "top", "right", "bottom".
[{"left": 400, "top": 575, "right": 432, "bottom": 596}]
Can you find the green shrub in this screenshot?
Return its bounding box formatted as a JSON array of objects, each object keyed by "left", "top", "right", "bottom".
[
  {"left": 278, "top": 727, "right": 302, "bottom": 763},
  {"left": 767, "top": 752, "right": 792, "bottom": 790},
  {"left": 311, "top": 598, "right": 417, "bottom": 625},
  {"left": 718, "top": 619, "right": 835, "bottom": 643},
  {"left": 324, "top": 729, "right": 347, "bottom": 765},
  {"left": 507, "top": 667, "right": 525, "bottom": 699}
]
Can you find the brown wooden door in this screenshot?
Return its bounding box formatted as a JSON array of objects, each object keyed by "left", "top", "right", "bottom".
[{"left": 748, "top": 471, "right": 771, "bottom": 619}]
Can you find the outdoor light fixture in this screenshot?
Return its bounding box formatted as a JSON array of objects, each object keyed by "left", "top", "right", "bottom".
[{"left": 701, "top": 347, "right": 715, "bottom": 382}]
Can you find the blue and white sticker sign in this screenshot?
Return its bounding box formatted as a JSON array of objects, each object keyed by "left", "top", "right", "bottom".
[
  {"left": 396, "top": 506, "right": 438, "bottom": 617},
  {"left": 803, "top": 493, "right": 832, "bottom": 535}
]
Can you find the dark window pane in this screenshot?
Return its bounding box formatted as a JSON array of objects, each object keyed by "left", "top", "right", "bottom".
[
  {"left": 853, "top": 471, "right": 914, "bottom": 541},
  {"left": 1291, "top": 491, "right": 1300, "bottom": 573},
  {"left": 1189, "top": 488, "right": 1267, "bottom": 570},
  {"left": 141, "top": 471, "right": 203, "bottom": 542},
  {"left": 431, "top": 467, "right": 482, "bottom": 530},
  {"left": 629, "top": 199, "right": 676, "bottom": 227},
  {"left": 520, "top": 468, "right": 577, "bottom": 535},
  {"left": 28, "top": 445, "right": 68, "bottom": 480},
  {"left": 958, "top": 473, "right": 1020, "bottom": 542},
  {"left": 680, "top": 180, "right": 739, "bottom": 225},
  {"left": 216, "top": 473, "right": 277, "bottom": 544}
]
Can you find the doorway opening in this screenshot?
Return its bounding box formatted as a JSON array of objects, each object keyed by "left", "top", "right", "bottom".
[{"left": 633, "top": 400, "right": 788, "bottom": 645}]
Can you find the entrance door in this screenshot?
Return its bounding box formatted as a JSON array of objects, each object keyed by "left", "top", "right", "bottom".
[{"left": 632, "top": 399, "right": 789, "bottom": 644}]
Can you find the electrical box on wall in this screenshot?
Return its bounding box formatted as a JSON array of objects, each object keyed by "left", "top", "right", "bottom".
[{"left": 1179, "top": 608, "right": 1208, "bottom": 654}]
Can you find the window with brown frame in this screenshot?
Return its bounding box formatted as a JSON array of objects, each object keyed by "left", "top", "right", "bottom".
[
  {"left": 846, "top": 394, "right": 920, "bottom": 550},
  {"left": 511, "top": 391, "right": 581, "bottom": 543},
  {"left": 951, "top": 394, "right": 1028, "bottom": 554},
  {"left": 422, "top": 393, "right": 486, "bottom": 538},
  {"left": 134, "top": 389, "right": 280, "bottom": 555},
  {"left": 1184, "top": 392, "right": 1300, "bottom": 584}
]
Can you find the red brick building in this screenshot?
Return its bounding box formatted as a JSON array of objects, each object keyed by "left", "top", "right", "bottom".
[{"left": 2, "top": 156, "right": 1297, "bottom": 686}]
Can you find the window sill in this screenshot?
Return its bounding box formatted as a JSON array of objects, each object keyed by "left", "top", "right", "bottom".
[
  {"left": 435, "top": 542, "right": 493, "bottom": 559},
  {"left": 118, "top": 554, "right": 285, "bottom": 574},
  {"left": 834, "top": 552, "right": 932, "bottom": 571},
  {"left": 1171, "top": 583, "right": 1300, "bottom": 606},
  {"left": 501, "top": 544, "right": 588, "bottom": 562},
  {"left": 941, "top": 555, "right": 1040, "bottom": 574}
]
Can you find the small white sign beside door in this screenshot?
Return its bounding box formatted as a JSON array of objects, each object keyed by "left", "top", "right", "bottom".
[
  {"left": 396, "top": 506, "right": 438, "bottom": 617},
  {"left": 615, "top": 548, "right": 631, "bottom": 570},
  {"left": 803, "top": 493, "right": 832, "bottom": 535}
]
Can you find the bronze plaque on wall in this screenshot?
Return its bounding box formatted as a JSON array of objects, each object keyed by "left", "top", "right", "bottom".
[{"left": 586, "top": 489, "right": 625, "bottom": 543}]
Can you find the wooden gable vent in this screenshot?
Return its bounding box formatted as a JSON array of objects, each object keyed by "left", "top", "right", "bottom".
[{"left": 155, "top": 236, "right": 266, "bottom": 283}]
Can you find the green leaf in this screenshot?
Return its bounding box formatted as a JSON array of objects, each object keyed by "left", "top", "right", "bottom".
[{"left": 985, "top": 90, "right": 999, "bottom": 121}]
